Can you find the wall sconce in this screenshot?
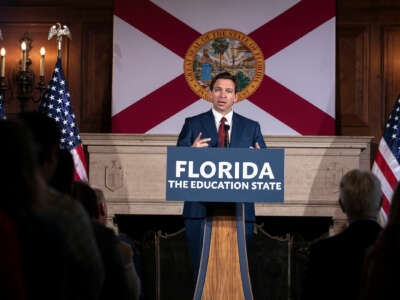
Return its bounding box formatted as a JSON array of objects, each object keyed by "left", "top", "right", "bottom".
[{"left": 0, "top": 32, "right": 46, "bottom": 112}]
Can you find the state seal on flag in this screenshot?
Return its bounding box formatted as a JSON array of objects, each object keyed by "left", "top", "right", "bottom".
[{"left": 184, "top": 29, "right": 265, "bottom": 102}]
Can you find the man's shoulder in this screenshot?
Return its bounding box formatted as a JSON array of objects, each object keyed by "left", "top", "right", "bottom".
[
  {"left": 310, "top": 220, "right": 382, "bottom": 255},
  {"left": 92, "top": 221, "right": 118, "bottom": 243},
  {"left": 310, "top": 233, "right": 343, "bottom": 255},
  {"left": 39, "top": 187, "right": 94, "bottom": 234},
  {"left": 185, "top": 110, "right": 212, "bottom": 122},
  {"left": 92, "top": 220, "right": 116, "bottom": 236},
  {"left": 45, "top": 187, "right": 85, "bottom": 216},
  {"left": 233, "top": 112, "right": 259, "bottom": 126}
]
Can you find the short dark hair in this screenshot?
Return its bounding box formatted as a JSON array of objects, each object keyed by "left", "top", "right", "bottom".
[
  {"left": 18, "top": 111, "right": 61, "bottom": 166},
  {"left": 0, "top": 119, "right": 38, "bottom": 218},
  {"left": 71, "top": 181, "right": 99, "bottom": 219},
  {"left": 209, "top": 72, "right": 238, "bottom": 93},
  {"left": 50, "top": 149, "right": 74, "bottom": 194}
]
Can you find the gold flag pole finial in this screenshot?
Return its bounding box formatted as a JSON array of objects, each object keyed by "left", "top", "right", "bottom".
[{"left": 48, "top": 23, "right": 72, "bottom": 59}]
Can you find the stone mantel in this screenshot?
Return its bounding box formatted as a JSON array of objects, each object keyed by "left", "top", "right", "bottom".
[{"left": 81, "top": 134, "right": 373, "bottom": 234}]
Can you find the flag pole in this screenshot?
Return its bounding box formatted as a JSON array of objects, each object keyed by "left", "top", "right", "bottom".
[{"left": 41, "top": 23, "right": 88, "bottom": 182}]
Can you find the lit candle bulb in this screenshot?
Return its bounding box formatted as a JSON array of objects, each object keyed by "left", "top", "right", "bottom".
[
  {"left": 0, "top": 48, "right": 5, "bottom": 77},
  {"left": 21, "top": 41, "right": 26, "bottom": 71},
  {"left": 40, "top": 47, "right": 45, "bottom": 77}
]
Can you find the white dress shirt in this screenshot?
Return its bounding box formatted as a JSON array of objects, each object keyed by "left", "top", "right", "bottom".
[{"left": 212, "top": 108, "right": 233, "bottom": 141}]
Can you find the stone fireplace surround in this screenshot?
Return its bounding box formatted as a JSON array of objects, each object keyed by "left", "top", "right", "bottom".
[{"left": 81, "top": 134, "right": 372, "bottom": 236}]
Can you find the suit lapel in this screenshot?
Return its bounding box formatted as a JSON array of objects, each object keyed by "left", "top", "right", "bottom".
[
  {"left": 201, "top": 110, "right": 219, "bottom": 147},
  {"left": 230, "top": 112, "right": 243, "bottom": 148}
]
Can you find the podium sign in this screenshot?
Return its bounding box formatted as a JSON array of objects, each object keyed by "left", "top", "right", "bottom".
[{"left": 166, "top": 147, "right": 284, "bottom": 203}]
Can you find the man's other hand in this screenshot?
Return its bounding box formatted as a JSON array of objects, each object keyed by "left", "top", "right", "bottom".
[{"left": 249, "top": 142, "right": 260, "bottom": 149}]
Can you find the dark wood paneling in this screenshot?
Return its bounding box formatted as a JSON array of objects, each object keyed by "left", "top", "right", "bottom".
[
  {"left": 383, "top": 26, "right": 400, "bottom": 119},
  {"left": 80, "top": 22, "right": 112, "bottom": 132},
  {"left": 337, "top": 0, "right": 400, "bottom": 160},
  {"left": 336, "top": 24, "right": 370, "bottom": 134},
  {"left": 0, "top": 0, "right": 112, "bottom": 8},
  {"left": 0, "top": 2, "right": 113, "bottom": 131}
]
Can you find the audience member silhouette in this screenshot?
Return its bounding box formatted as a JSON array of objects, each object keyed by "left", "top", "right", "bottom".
[
  {"left": 0, "top": 119, "right": 69, "bottom": 300},
  {"left": 93, "top": 187, "right": 143, "bottom": 300},
  {"left": 0, "top": 210, "right": 27, "bottom": 300},
  {"left": 50, "top": 148, "right": 74, "bottom": 195},
  {"left": 360, "top": 182, "right": 400, "bottom": 299},
  {"left": 72, "top": 180, "right": 140, "bottom": 300},
  {"left": 0, "top": 120, "right": 34, "bottom": 300},
  {"left": 18, "top": 111, "right": 104, "bottom": 299},
  {"left": 0, "top": 119, "right": 41, "bottom": 217},
  {"left": 301, "top": 169, "right": 382, "bottom": 300}
]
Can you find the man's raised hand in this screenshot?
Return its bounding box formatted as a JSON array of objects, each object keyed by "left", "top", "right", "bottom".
[{"left": 192, "top": 132, "right": 211, "bottom": 148}]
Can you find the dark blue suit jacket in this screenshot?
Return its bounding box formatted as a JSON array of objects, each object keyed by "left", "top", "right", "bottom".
[
  {"left": 176, "top": 109, "right": 266, "bottom": 221},
  {"left": 302, "top": 220, "right": 382, "bottom": 300}
]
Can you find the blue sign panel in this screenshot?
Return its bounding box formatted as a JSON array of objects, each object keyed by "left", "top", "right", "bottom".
[{"left": 166, "top": 147, "right": 284, "bottom": 203}]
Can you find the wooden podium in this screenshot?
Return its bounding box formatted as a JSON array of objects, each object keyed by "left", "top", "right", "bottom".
[
  {"left": 166, "top": 147, "right": 285, "bottom": 300},
  {"left": 194, "top": 204, "right": 253, "bottom": 300}
]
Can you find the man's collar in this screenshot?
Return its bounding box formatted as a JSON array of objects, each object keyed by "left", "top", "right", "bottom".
[{"left": 212, "top": 108, "right": 233, "bottom": 125}]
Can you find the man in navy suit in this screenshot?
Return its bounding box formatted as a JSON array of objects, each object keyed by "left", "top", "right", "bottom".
[{"left": 177, "top": 71, "right": 266, "bottom": 275}]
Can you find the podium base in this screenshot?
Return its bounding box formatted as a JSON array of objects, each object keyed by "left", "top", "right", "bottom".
[{"left": 193, "top": 204, "right": 253, "bottom": 300}]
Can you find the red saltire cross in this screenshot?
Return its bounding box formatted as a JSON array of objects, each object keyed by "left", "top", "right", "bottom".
[{"left": 113, "top": 0, "right": 335, "bottom": 135}]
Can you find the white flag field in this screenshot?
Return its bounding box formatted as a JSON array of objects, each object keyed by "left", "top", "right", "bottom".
[{"left": 112, "top": 0, "right": 336, "bottom": 136}]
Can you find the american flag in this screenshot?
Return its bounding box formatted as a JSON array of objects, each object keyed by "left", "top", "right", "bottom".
[
  {"left": 39, "top": 58, "right": 88, "bottom": 182},
  {"left": 372, "top": 94, "right": 400, "bottom": 223},
  {"left": 0, "top": 94, "right": 6, "bottom": 119}
]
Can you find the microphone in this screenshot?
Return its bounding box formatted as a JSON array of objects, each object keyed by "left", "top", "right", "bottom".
[{"left": 224, "top": 124, "right": 230, "bottom": 148}]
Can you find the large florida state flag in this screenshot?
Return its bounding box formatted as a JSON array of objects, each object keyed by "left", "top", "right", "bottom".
[{"left": 112, "top": 0, "right": 335, "bottom": 135}]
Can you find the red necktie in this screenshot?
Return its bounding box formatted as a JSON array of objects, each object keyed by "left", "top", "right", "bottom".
[{"left": 218, "top": 117, "right": 229, "bottom": 148}]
